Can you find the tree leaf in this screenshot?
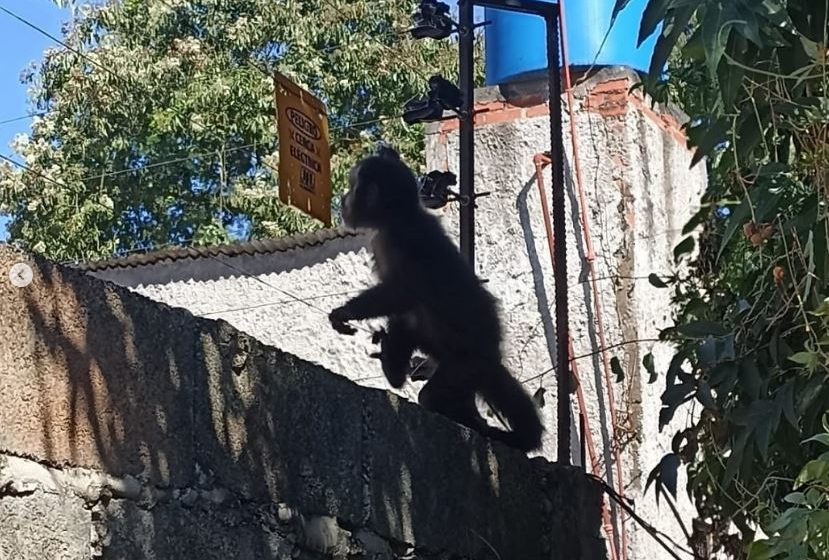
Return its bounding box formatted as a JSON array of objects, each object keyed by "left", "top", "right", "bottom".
[
  {"left": 739, "top": 357, "right": 762, "bottom": 400},
  {"left": 776, "top": 382, "right": 799, "bottom": 429},
  {"left": 677, "top": 321, "right": 730, "bottom": 338},
  {"left": 755, "top": 183, "right": 784, "bottom": 224},
  {"left": 737, "top": 8, "right": 763, "bottom": 46},
  {"left": 734, "top": 104, "right": 769, "bottom": 163},
  {"left": 740, "top": 400, "right": 780, "bottom": 462},
  {"left": 783, "top": 491, "right": 806, "bottom": 505},
  {"left": 701, "top": 2, "right": 735, "bottom": 78},
  {"left": 2, "top": 0, "right": 461, "bottom": 260},
  {"left": 717, "top": 334, "right": 736, "bottom": 361},
  {"left": 746, "top": 540, "right": 774, "bottom": 560},
  {"left": 802, "top": 433, "right": 829, "bottom": 448},
  {"left": 638, "top": 0, "right": 669, "bottom": 45},
  {"left": 812, "top": 219, "right": 828, "bottom": 290},
  {"left": 611, "top": 356, "right": 625, "bottom": 382},
  {"left": 643, "top": 352, "right": 657, "bottom": 383},
  {"left": 673, "top": 236, "right": 695, "bottom": 263},
  {"left": 644, "top": 453, "right": 680, "bottom": 504},
  {"left": 696, "top": 380, "right": 717, "bottom": 410},
  {"left": 648, "top": 273, "right": 669, "bottom": 288},
  {"left": 767, "top": 506, "right": 805, "bottom": 535},
  {"left": 708, "top": 361, "right": 738, "bottom": 391},
  {"left": 610, "top": 0, "right": 635, "bottom": 24},
  {"left": 532, "top": 386, "right": 546, "bottom": 408},
  {"left": 788, "top": 351, "right": 818, "bottom": 371},
  {"left": 688, "top": 117, "right": 731, "bottom": 167},
  {"left": 716, "top": 24, "right": 748, "bottom": 108},
  {"left": 796, "top": 459, "right": 829, "bottom": 487},
  {"left": 716, "top": 194, "right": 753, "bottom": 262},
  {"left": 648, "top": 5, "right": 696, "bottom": 80},
  {"left": 723, "top": 428, "right": 750, "bottom": 488}
]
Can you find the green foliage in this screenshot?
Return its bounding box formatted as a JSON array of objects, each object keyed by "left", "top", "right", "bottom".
[
  {"left": 615, "top": 0, "right": 828, "bottom": 556},
  {"left": 748, "top": 421, "right": 829, "bottom": 560},
  {"left": 1, "top": 0, "right": 473, "bottom": 260}
]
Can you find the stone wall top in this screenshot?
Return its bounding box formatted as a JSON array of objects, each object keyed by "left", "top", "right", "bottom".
[
  {"left": 425, "top": 65, "right": 690, "bottom": 146},
  {"left": 0, "top": 245, "right": 607, "bottom": 559}
]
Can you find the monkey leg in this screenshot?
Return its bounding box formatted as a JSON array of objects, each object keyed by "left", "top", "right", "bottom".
[
  {"left": 417, "top": 364, "right": 491, "bottom": 436},
  {"left": 419, "top": 361, "right": 544, "bottom": 452},
  {"left": 375, "top": 317, "right": 418, "bottom": 389}
]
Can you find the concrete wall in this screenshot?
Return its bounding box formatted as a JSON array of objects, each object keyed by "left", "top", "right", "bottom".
[
  {"left": 426, "top": 67, "right": 705, "bottom": 560},
  {"left": 81, "top": 66, "right": 705, "bottom": 558},
  {"left": 0, "top": 245, "right": 606, "bottom": 559},
  {"left": 87, "top": 232, "right": 400, "bottom": 398}
]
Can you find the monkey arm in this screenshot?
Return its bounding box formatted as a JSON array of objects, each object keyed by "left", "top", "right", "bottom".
[{"left": 332, "top": 282, "right": 416, "bottom": 322}]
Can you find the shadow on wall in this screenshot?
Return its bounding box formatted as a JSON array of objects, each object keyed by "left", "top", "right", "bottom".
[
  {"left": 0, "top": 247, "right": 604, "bottom": 559},
  {"left": 515, "top": 161, "right": 622, "bottom": 542}
]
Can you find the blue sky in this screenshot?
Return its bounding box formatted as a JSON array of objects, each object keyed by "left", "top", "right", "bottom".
[
  {"left": 0, "top": 1, "right": 69, "bottom": 241},
  {"left": 0, "top": 2, "right": 485, "bottom": 244}
]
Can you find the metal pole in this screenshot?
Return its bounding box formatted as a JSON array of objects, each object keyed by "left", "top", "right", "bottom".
[
  {"left": 580, "top": 410, "right": 587, "bottom": 469},
  {"left": 545, "top": 7, "right": 571, "bottom": 466},
  {"left": 458, "top": 0, "right": 475, "bottom": 269}
]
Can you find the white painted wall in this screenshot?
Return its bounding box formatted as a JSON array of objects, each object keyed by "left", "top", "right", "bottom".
[
  {"left": 89, "top": 234, "right": 408, "bottom": 397},
  {"left": 87, "top": 67, "right": 706, "bottom": 560},
  {"left": 422, "top": 67, "right": 705, "bottom": 560}
]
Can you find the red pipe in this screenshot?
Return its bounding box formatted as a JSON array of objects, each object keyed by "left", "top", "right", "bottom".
[
  {"left": 556, "top": 2, "right": 630, "bottom": 558},
  {"left": 534, "top": 155, "right": 619, "bottom": 560}
]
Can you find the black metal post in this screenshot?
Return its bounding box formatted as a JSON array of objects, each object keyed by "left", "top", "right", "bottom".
[
  {"left": 544, "top": 7, "right": 571, "bottom": 467},
  {"left": 461, "top": 0, "right": 571, "bottom": 465},
  {"left": 458, "top": 0, "right": 475, "bottom": 269}
]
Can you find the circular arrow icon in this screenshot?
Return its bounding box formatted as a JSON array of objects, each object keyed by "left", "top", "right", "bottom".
[{"left": 8, "top": 262, "right": 33, "bottom": 288}]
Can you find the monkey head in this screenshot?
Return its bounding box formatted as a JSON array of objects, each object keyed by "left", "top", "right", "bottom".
[{"left": 340, "top": 147, "right": 421, "bottom": 229}]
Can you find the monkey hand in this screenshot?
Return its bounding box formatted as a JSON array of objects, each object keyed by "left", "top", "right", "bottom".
[
  {"left": 368, "top": 328, "right": 391, "bottom": 359},
  {"left": 329, "top": 306, "right": 357, "bottom": 335},
  {"left": 370, "top": 328, "right": 388, "bottom": 346}
]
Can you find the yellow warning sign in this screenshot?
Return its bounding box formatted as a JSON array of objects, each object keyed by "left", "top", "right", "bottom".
[{"left": 274, "top": 72, "right": 332, "bottom": 226}]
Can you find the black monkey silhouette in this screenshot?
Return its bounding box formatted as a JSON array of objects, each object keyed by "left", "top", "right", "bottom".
[{"left": 329, "top": 147, "right": 544, "bottom": 452}]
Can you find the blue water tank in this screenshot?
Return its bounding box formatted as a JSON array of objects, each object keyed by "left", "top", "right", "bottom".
[{"left": 483, "top": 0, "right": 658, "bottom": 86}]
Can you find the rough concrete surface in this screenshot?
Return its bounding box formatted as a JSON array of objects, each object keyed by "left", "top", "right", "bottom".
[
  {"left": 0, "top": 245, "right": 606, "bottom": 559},
  {"left": 92, "top": 234, "right": 398, "bottom": 400},
  {"left": 0, "top": 492, "right": 89, "bottom": 560},
  {"left": 427, "top": 68, "right": 704, "bottom": 560},
  {"left": 78, "top": 67, "right": 705, "bottom": 558},
  {"left": 0, "top": 246, "right": 197, "bottom": 487}
]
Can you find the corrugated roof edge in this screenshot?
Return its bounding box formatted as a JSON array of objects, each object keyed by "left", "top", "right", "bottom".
[{"left": 74, "top": 227, "right": 362, "bottom": 272}]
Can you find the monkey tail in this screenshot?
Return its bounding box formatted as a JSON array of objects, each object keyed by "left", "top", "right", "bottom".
[{"left": 478, "top": 364, "right": 544, "bottom": 453}]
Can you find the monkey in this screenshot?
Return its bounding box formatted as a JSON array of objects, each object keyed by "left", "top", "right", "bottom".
[
  {"left": 369, "top": 319, "right": 431, "bottom": 388},
  {"left": 328, "top": 147, "right": 544, "bottom": 453}
]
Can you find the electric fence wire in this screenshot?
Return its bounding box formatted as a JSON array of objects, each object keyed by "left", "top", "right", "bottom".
[
  {"left": 0, "top": 4, "right": 141, "bottom": 93},
  {"left": 0, "top": 0, "right": 655, "bottom": 389},
  {"left": 315, "top": 0, "right": 435, "bottom": 82},
  {"left": 592, "top": 475, "right": 694, "bottom": 560},
  {"left": 3, "top": 0, "right": 438, "bottom": 343},
  {"left": 0, "top": 112, "right": 44, "bottom": 126},
  {"left": 205, "top": 254, "right": 374, "bottom": 335},
  {"left": 0, "top": 1, "right": 424, "bottom": 190},
  {"left": 0, "top": 109, "right": 408, "bottom": 190},
  {"left": 199, "top": 288, "right": 363, "bottom": 317},
  {"left": 518, "top": 337, "right": 661, "bottom": 387}
]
